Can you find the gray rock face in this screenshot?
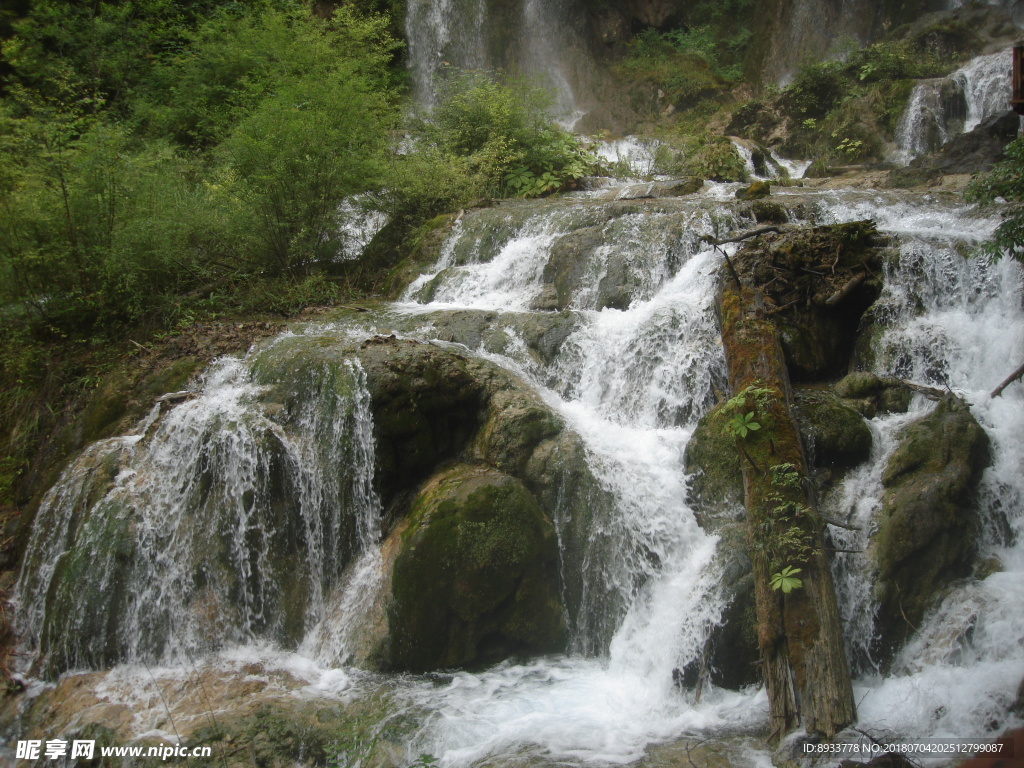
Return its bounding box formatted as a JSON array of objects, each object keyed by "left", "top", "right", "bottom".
[{"left": 888, "top": 111, "right": 1021, "bottom": 188}]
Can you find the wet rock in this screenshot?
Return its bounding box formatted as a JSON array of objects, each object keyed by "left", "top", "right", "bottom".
[
  {"left": 796, "top": 390, "right": 872, "bottom": 470},
  {"left": 661, "top": 177, "right": 704, "bottom": 196},
  {"left": 11, "top": 661, "right": 416, "bottom": 768},
  {"left": 382, "top": 464, "right": 566, "bottom": 672},
  {"left": 596, "top": 251, "right": 635, "bottom": 310},
  {"left": 833, "top": 371, "right": 913, "bottom": 416},
  {"left": 735, "top": 180, "right": 771, "bottom": 200},
  {"left": 870, "top": 396, "right": 991, "bottom": 658},
  {"left": 476, "top": 388, "right": 563, "bottom": 477},
  {"left": 542, "top": 222, "right": 647, "bottom": 310},
  {"left": 887, "top": 111, "right": 1021, "bottom": 188},
  {"left": 357, "top": 336, "right": 486, "bottom": 502},
  {"left": 544, "top": 224, "right": 606, "bottom": 309},
  {"left": 683, "top": 413, "right": 758, "bottom": 691},
  {"left": 705, "top": 524, "right": 759, "bottom": 690},
  {"left": 804, "top": 159, "right": 834, "bottom": 179},
  {"left": 749, "top": 200, "right": 789, "bottom": 224},
  {"left": 684, "top": 402, "right": 744, "bottom": 530},
  {"left": 526, "top": 431, "right": 620, "bottom": 647},
  {"left": 1012, "top": 678, "right": 1024, "bottom": 719}
]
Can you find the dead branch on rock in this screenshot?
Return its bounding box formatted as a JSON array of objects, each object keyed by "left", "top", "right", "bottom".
[
  {"left": 819, "top": 514, "right": 862, "bottom": 531},
  {"left": 992, "top": 361, "right": 1024, "bottom": 398},
  {"left": 702, "top": 226, "right": 783, "bottom": 247},
  {"left": 825, "top": 273, "right": 867, "bottom": 306}
]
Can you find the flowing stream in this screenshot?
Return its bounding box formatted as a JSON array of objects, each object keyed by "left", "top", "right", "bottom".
[{"left": 11, "top": 180, "right": 1024, "bottom": 766}]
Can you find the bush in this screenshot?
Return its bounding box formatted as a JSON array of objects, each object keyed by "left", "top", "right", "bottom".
[
  {"left": 1, "top": 0, "right": 226, "bottom": 115},
  {"left": 0, "top": 3, "right": 400, "bottom": 334},
  {"left": 616, "top": 23, "right": 751, "bottom": 110},
  {"left": 966, "top": 137, "right": 1024, "bottom": 264},
  {"left": 782, "top": 60, "right": 846, "bottom": 120},
  {"left": 682, "top": 134, "right": 747, "bottom": 182},
  {"left": 224, "top": 63, "right": 394, "bottom": 276},
  {"left": 134, "top": 3, "right": 399, "bottom": 149},
  {"left": 411, "top": 72, "right": 596, "bottom": 200}
]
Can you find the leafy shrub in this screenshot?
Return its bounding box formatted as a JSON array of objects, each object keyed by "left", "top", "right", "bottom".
[
  {"left": 966, "top": 137, "right": 1024, "bottom": 264},
  {"left": 134, "top": 4, "right": 399, "bottom": 149},
  {"left": 224, "top": 62, "right": 395, "bottom": 276},
  {"left": 0, "top": 2, "right": 400, "bottom": 334},
  {"left": 616, "top": 23, "right": 751, "bottom": 109},
  {"left": 782, "top": 60, "right": 846, "bottom": 120},
  {"left": 682, "top": 134, "right": 747, "bottom": 182},
  {"left": 412, "top": 71, "right": 596, "bottom": 199}
]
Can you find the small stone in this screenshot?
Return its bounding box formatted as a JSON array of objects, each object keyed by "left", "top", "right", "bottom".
[{"left": 735, "top": 180, "right": 771, "bottom": 200}]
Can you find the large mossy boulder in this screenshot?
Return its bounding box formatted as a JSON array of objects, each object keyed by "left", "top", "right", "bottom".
[
  {"left": 685, "top": 524, "right": 759, "bottom": 692},
  {"left": 795, "top": 390, "right": 872, "bottom": 470},
  {"left": 833, "top": 371, "right": 913, "bottom": 417},
  {"left": 870, "top": 396, "right": 991, "bottom": 657},
  {"left": 356, "top": 336, "right": 487, "bottom": 505},
  {"left": 383, "top": 465, "right": 566, "bottom": 672}
]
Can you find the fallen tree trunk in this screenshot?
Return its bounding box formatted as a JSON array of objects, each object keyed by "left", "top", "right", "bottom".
[{"left": 717, "top": 228, "right": 861, "bottom": 741}]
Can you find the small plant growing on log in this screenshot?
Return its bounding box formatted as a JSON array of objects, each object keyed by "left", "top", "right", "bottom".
[
  {"left": 727, "top": 411, "right": 760, "bottom": 438},
  {"left": 723, "top": 385, "right": 773, "bottom": 436},
  {"left": 755, "top": 463, "right": 816, "bottom": 588},
  {"left": 770, "top": 566, "right": 803, "bottom": 593}
]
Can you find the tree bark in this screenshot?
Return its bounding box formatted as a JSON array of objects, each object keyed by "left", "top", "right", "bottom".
[{"left": 718, "top": 278, "right": 856, "bottom": 741}]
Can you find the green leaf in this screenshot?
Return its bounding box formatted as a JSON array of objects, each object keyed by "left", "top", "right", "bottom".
[{"left": 770, "top": 566, "right": 803, "bottom": 594}]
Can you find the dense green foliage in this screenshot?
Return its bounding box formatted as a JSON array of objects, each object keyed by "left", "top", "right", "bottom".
[
  {"left": 0, "top": 0, "right": 596, "bottom": 504},
  {"left": 615, "top": 0, "right": 754, "bottom": 110},
  {"left": 406, "top": 72, "right": 596, "bottom": 203},
  {"left": 966, "top": 137, "right": 1024, "bottom": 264},
  {"left": 0, "top": 0, "right": 403, "bottom": 502},
  {"left": 779, "top": 38, "right": 959, "bottom": 163},
  {"left": 0, "top": 2, "right": 399, "bottom": 335}
]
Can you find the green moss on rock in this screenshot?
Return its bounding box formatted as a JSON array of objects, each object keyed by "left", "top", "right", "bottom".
[
  {"left": 833, "top": 371, "right": 912, "bottom": 416},
  {"left": 384, "top": 464, "right": 566, "bottom": 672},
  {"left": 870, "top": 396, "right": 991, "bottom": 659},
  {"left": 796, "top": 390, "right": 872, "bottom": 470},
  {"left": 684, "top": 402, "right": 744, "bottom": 530},
  {"left": 735, "top": 181, "right": 771, "bottom": 200}
]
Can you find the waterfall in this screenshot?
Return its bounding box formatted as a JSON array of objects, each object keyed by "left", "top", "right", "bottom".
[
  {"left": 953, "top": 49, "right": 1013, "bottom": 134},
  {"left": 403, "top": 0, "right": 588, "bottom": 122},
  {"left": 893, "top": 81, "right": 950, "bottom": 167},
  {"left": 406, "top": 0, "right": 487, "bottom": 106},
  {"left": 893, "top": 50, "right": 1012, "bottom": 166},
  {"left": 814, "top": 190, "right": 1024, "bottom": 739},
  {"left": 16, "top": 355, "right": 382, "bottom": 674},
  {"left": 382, "top": 188, "right": 1024, "bottom": 763},
  {"left": 11, "top": 183, "right": 1024, "bottom": 763}
]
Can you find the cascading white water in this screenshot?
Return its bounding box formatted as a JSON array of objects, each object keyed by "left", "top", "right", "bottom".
[
  {"left": 406, "top": 0, "right": 487, "bottom": 106},
  {"left": 11, "top": 175, "right": 1024, "bottom": 765},
  {"left": 893, "top": 81, "right": 950, "bottom": 167},
  {"left": 953, "top": 49, "right": 1012, "bottom": 134},
  {"left": 15, "top": 354, "right": 383, "bottom": 674},
  {"left": 383, "top": 188, "right": 1024, "bottom": 764},
  {"left": 732, "top": 140, "right": 810, "bottom": 181},
  {"left": 805, "top": 189, "right": 1024, "bottom": 742},
  {"left": 893, "top": 50, "right": 1012, "bottom": 165},
  {"left": 403, "top": 0, "right": 587, "bottom": 121}
]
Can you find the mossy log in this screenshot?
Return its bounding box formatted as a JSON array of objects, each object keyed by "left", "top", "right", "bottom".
[{"left": 717, "top": 227, "right": 863, "bottom": 740}]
